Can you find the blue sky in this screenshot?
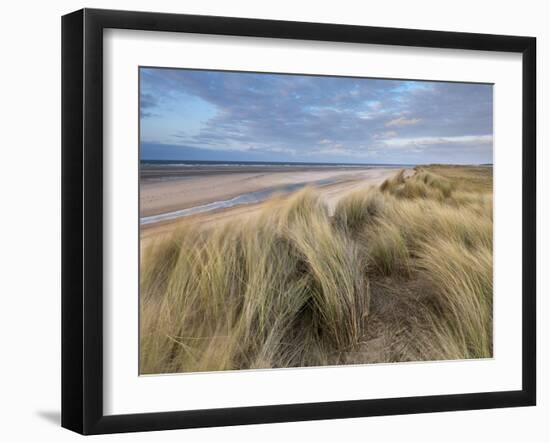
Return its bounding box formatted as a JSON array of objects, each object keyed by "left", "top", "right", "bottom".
[{"left": 140, "top": 68, "right": 493, "bottom": 164}]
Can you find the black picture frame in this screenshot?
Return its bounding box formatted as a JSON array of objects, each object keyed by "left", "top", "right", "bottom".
[{"left": 61, "top": 8, "right": 536, "bottom": 435}]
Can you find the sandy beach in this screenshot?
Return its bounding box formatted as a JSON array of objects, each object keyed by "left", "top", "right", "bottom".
[{"left": 140, "top": 166, "right": 407, "bottom": 243}]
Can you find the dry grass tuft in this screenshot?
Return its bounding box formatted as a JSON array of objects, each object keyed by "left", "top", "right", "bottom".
[
  {"left": 141, "top": 165, "right": 493, "bottom": 373},
  {"left": 141, "top": 189, "right": 370, "bottom": 373}
]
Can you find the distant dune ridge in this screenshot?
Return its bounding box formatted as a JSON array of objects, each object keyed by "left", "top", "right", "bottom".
[{"left": 139, "top": 166, "right": 493, "bottom": 374}]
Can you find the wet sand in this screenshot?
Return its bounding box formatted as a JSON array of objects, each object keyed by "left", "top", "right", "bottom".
[{"left": 140, "top": 166, "right": 407, "bottom": 244}]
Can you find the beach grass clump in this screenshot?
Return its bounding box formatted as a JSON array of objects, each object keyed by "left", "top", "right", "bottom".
[
  {"left": 380, "top": 168, "right": 406, "bottom": 192},
  {"left": 417, "top": 238, "right": 493, "bottom": 359},
  {"left": 140, "top": 165, "right": 493, "bottom": 373},
  {"left": 364, "top": 219, "right": 411, "bottom": 277},
  {"left": 332, "top": 165, "right": 492, "bottom": 361},
  {"left": 333, "top": 189, "right": 384, "bottom": 235},
  {"left": 140, "top": 189, "right": 370, "bottom": 374},
  {"left": 381, "top": 169, "right": 454, "bottom": 201}
]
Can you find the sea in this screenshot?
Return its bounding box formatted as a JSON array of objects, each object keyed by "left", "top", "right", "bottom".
[{"left": 140, "top": 159, "right": 414, "bottom": 168}]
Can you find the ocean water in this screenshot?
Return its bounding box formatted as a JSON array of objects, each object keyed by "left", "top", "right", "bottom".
[{"left": 140, "top": 159, "right": 412, "bottom": 168}]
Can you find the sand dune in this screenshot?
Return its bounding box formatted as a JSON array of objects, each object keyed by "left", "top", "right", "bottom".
[{"left": 140, "top": 166, "right": 494, "bottom": 373}]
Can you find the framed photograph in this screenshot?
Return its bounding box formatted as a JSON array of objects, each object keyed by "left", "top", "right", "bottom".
[{"left": 61, "top": 8, "right": 536, "bottom": 435}]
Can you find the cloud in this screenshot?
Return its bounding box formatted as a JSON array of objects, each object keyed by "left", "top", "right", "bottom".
[
  {"left": 140, "top": 68, "right": 493, "bottom": 164},
  {"left": 140, "top": 92, "right": 157, "bottom": 109},
  {"left": 384, "top": 134, "right": 493, "bottom": 149},
  {"left": 140, "top": 92, "right": 159, "bottom": 118},
  {"left": 385, "top": 117, "right": 422, "bottom": 127},
  {"left": 374, "top": 131, "right": 398, "bottom": 139}
]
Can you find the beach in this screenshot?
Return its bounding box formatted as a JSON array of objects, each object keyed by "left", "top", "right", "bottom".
[{"left": 140, "top": 165, "right": 407, "bottom": 242}]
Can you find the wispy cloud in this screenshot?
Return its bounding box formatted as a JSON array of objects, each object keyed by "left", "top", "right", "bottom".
[
  {"left": 384, "top": 134, "right": 493, "bottom": 149},
  {"left": 140, "top": 68, "right": 493, "bottom": 164},
  {"left": 385, "top": 117, "right": 422, "bottom": 127}
]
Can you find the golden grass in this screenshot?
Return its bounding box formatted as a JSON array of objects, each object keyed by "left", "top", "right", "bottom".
[
  {"left": 140, "top": 165, "right": 493, "bottom": 373},
  {"left": 141, "top": 191, "right": 369, "bottom": 373}
]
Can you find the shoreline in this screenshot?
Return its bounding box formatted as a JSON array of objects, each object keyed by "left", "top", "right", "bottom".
[
  {"left": 140, "top": 166, "right": 408, "bottom": 244},
  {"left": 140, "top": 166, "right": 405, "bottom": 217}
]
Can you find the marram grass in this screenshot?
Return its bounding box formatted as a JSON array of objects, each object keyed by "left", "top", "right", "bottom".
[{"left": 140, "top": 166, "right": 493, "bottom": 374}]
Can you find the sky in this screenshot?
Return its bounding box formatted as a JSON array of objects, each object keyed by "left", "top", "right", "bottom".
[{"left": 140, "top": 68, "right": 493, "bottom": 165}]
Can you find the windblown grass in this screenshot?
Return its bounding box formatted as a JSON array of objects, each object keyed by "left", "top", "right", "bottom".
[
  {"left": 141, "top": 191, "right": 369, "bottom": 373},
  {"left": 140, "top": 166, "right": 493, "bottom": 373}
]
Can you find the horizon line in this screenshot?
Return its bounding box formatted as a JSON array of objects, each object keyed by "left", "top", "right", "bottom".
[{"left": 140, "top": 158, "right": 493, "bottom": 166}]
